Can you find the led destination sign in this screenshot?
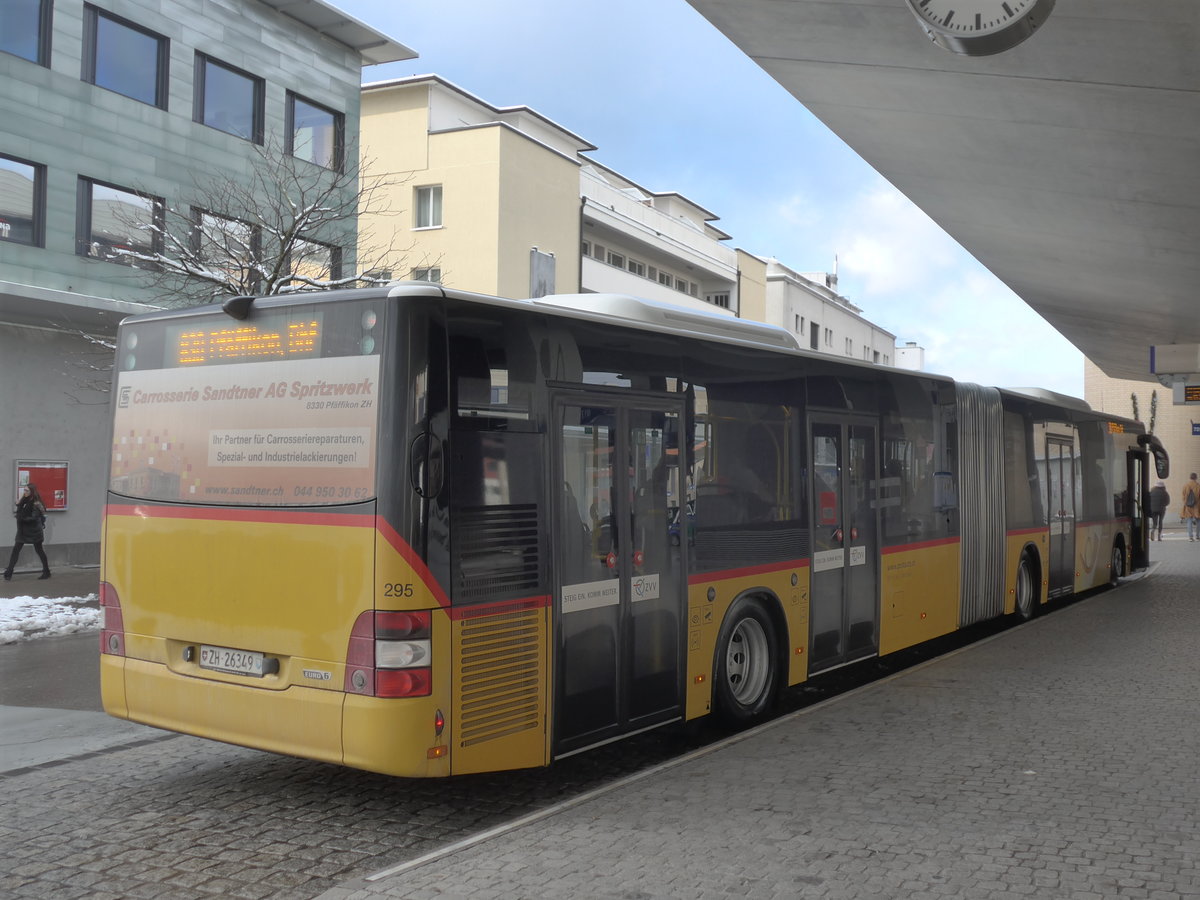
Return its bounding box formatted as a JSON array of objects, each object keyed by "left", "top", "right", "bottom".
[{"left": 172, "top": 319, "right": 321, "bottom": 366}]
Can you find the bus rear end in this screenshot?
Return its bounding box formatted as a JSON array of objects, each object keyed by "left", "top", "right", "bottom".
[{"left": 99, "top": 292, "right": 453, "bottom": 777}]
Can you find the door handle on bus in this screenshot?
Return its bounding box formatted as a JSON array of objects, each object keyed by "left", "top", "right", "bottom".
[{"left": 410, "top": 433, "right": 444, "bottom": 498}]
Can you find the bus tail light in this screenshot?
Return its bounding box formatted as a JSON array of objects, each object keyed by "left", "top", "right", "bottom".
[
  {"left": 345, "top": 610, "right": 433, "bottom": 698},
  {"left": 99, "top": 582, "right": 125, "bottom": 656}
]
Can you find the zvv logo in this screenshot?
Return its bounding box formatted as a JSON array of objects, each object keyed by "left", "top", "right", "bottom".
[{"left": 118, "top": 386, "right": 132, "bottom": 408}]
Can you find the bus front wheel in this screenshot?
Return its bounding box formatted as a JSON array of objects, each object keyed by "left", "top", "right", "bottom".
[
  {"left": 1110, "top": 542, "right": 1125, "bottom": 586},
  {"left": 714, "top": 597, "right": 779, "bottom": 726}
]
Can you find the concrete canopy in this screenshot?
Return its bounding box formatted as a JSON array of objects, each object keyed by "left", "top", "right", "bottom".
[{"left": 686, "top": 0, "right": 1200, "bottom": 383}]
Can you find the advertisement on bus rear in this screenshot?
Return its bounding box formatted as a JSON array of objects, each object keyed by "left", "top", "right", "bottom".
[{"left": 110, "top": 354, "right": 379, "bottom": 506}]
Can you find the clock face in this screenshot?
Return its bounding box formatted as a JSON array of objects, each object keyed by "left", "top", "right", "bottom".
[{"left": 905, "top": 0, "right": 1056, "bottom": 56}]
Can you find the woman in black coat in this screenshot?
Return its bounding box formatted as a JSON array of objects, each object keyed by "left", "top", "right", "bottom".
[
  {"left": 1149, "top": 479, "right": 1170, "bottom": 541},
  {"left": 4, "top": 484, "right": 50, "bottom": 580}
]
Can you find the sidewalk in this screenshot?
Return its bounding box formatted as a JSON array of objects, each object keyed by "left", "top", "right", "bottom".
[
  {"left": 0, "top": 565, "right": 100, "bottom": 601},
  {"left": 319, "top": 539, "right": 1200, "bottom": 899}
]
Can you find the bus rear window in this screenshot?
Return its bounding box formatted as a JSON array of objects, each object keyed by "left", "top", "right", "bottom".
[{"left": 110, "top": 300, "right": 383, "bottom": 507}]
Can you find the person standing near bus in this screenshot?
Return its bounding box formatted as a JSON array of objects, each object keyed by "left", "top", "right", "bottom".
[
  {"left": 3, "top": 484, "right": 50, "bottom": 580},
  {"left": 1149, "top": 480, "right": 1170, "bottom": 540},
  {"left": 1182, "top": 473, "right": 1200, "bottom": 542}
]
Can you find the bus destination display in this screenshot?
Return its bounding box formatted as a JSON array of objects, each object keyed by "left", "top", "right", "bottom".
[{"left": 173, "top": 319, "right": 321, "bottom": 366}]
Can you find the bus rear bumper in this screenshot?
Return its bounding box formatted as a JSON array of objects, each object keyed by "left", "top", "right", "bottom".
[
  {"left": 105, "top": 655, "right": 345, "bottom": 766},
  {"left": 101, "top": 656, "right": 453, "bottom": 777}
]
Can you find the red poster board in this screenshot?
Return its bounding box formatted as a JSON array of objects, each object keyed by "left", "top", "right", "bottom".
[{"left": 15, "top": 461, "right": 68, "bottom": 510}]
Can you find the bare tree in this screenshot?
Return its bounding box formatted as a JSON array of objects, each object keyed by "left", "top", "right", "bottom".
[
  {"left": 100, "top": 136, "right": 417, "bottom": 307},
  {"left": 60, "top": 329, "right": 118, "bottom": 405}
]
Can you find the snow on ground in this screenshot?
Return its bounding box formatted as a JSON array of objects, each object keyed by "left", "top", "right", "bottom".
[{"left": 0, "top": 594, "right": 100, "bottom": 643}]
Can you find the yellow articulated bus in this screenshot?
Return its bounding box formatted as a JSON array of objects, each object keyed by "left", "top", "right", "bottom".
[{"left": 100, "top": 285, "right": 1168, "bottom": 777}]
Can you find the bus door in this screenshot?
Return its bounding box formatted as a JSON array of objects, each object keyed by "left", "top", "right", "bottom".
[
  {"left": 552, "top": 395, "right": 686, "bottom": 755},
  {"left": 1046, "top": 436, "right": 1077, "bottom": 596},
  {"left": 1128, "top": 448, "right": 1149, "bottom": 570},
  {"left": 808, "top": 418, "right": 880, "bottom": 673}
]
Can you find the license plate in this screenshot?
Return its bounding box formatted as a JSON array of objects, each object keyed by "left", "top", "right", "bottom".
[{"left": 199, "top": 644, "right": 264, "bottom": 677}]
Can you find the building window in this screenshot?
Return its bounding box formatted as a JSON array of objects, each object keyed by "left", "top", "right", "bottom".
[
  {"left": 845, "top": 337, "right": 854, "bottom": 354},
  {"left": 658, "top": 271, "right": 672, "bottom": 287},
  {"left": 810, "top": 323, "right": 819, "bottom": 351},
  {"left": 689, "top": 283, "right": 699, "bottom": 298},
  {"left": 581, "top": 240, "right": 590, "bottom": 257},
  {"left": 606, "top": 250, "right": 625, "bottom": 269},
  {"left": 824, "top": 327, "right": 833, "bottom": 347},
  {"left": 627, "top": 258, "right": 645, "bottom": 277},
  {"left": 287, "top": 92, "right": 343, "bottom": 171},
  {"left": 193, "top": 209, "right": 259, "bottom": 286},
  {"left": 287, "top": 237, "right": 341, "bottom": 288},
  {"left": 2, "top": 0, "right": 51, "bottom": 65},
  {"left": 83, "top": 5, "right": 168, "bottom": 108},
  {"left": 412, "top": 267, "right": 442, "bottom": 283},
  {"left": 195, "top": 54, "right": 264, "bottom": 143},
  {"left": 591, "top": 242, "right": 605, "bottom": 260},
  {"left": 78, "top": 177, "right": 162, "bottom": 265},
  {"left": 675, "top": 277, "right": 688, "bottom": 293},
  {"left": 707, "top": 292, "right": 730, "bottom": 309},
  {"left": 0, "top": 154, "right": 45, "bottom": 246},
  {"left": 647, "top": 266, "right": 658, "bottom": 281},
  {"left": 415, "top": 185, "right": 442, "bottom": 228}
]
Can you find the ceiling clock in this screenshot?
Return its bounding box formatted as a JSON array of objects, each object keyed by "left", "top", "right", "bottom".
[{"left": 904, "top": 0, "right": 1056, "bottom": 56}]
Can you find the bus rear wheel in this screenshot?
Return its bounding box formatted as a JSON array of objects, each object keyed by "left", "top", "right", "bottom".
[
  {"left": 714, "top": 597, "right": 779, "bottom": 726},
  {"left": 1015, "top": 553, "right": 1036, "bottom": 621}
]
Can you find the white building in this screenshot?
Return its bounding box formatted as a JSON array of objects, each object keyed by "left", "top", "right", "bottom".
[{"left": 757, "top": 258, "right": 897, "bottom": 365}]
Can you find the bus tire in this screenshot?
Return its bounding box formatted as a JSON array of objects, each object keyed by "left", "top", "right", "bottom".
[
  {"left": 1110, "top": 541, "right": 1125, "bottom": 587},
  {"left": 714, "top": 596, "right": 779, "bottom": 726},
  {"left": 1014, "top": 552, "right": 1037, "bottom": 621}
]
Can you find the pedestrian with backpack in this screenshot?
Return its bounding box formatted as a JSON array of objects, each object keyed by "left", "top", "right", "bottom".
[{"left": 1182, "top": 473, "right": 1200, "bottom": 542}]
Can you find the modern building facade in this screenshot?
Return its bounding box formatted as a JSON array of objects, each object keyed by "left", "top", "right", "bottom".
[{"left": 0, "top": 0, "right": 412, "bottom": 567}]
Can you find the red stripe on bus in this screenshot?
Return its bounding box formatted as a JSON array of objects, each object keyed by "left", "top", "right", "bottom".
[
  {"left": 374, "top": 517, "right": 451, "bottom": 608},
  {"left": 688, "top": 559, "right": 809, "bottom": 585},
  {"left": 103, "top": 503, "right": 374, "bottom": 528},
  {"left": 447, "top": 595, "right": 551, "bottom": 621},
  {"left": 1006, "top": 526, "right": 1047, "bottom": 537},
  {"left": 880, "top": 537, "right": 960, "bottom": 555}
]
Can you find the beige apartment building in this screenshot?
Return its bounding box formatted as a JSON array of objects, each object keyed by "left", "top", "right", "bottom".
[
  {"left": 1085, "top": 359, "right": 1198, "bottom": 501},
  {"left": 360, "top": 75, "right": 900, "bottom": 355},
  {"left": 358, "top": 74, "right": 910, "bottom": 386}
]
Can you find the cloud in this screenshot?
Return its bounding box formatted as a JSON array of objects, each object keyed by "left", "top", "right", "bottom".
[{"left": 825, "top": 182, "right": 1084, "bottom": 395}]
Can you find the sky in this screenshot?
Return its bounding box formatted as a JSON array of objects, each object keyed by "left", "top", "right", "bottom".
[
  {"left": 344, "top": 0, "right": 1084, "bottom": 397},
  {"left": 0, "top": 594, "right": 99, "bottom": 643}
]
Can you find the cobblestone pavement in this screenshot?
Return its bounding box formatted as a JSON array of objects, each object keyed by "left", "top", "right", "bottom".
[
  {"left": 0, "top": 708, "right": 725, "bottom": 899},
  {"left": 4, "top": 540, "right": 1198, "bottom": 899},
  {"left": 321, "top": 540, "right": 1200, "bottom": 900}
]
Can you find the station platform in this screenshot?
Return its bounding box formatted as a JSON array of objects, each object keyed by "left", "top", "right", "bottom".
[{"left": 320, "top": 531, "right": 1200, "bottom": 899}]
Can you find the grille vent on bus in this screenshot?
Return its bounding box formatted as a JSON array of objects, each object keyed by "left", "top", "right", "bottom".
[
  {"left": 694, "top": 527, "right": 809, "bottom": 571},
  {"left": 455, "top": 504, "right": 542, "bottom": 603},
  {"left": 457, "top": 607, "right": 543, "bottom": 747}
]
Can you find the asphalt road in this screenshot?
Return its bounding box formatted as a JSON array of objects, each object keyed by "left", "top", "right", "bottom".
[{"left": 0, "top": 632, "right": 101, "bottom": 711}]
